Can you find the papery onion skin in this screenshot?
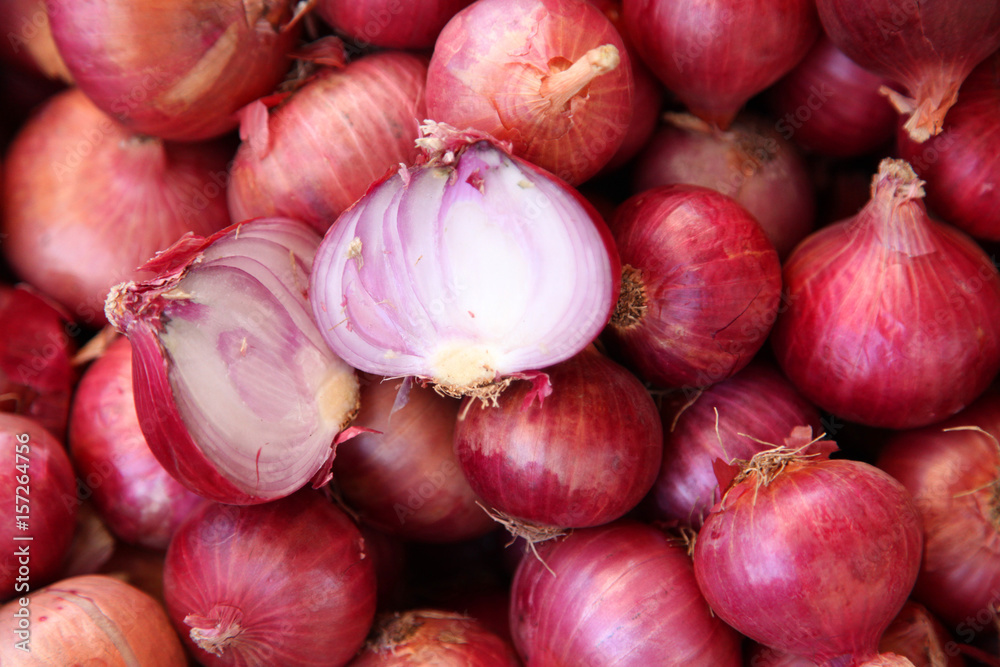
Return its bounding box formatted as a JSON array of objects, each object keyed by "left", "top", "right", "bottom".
[
  {"left": 426, "top": 0, "right": 634, "bottom": 185},
  {"left": 766, "top": 35, "right": 898, "bottom": 159},
  {"left": 228, "top": 51, "right": 428, "bottom": 234},
  {"left": 309, "top": 135, "right": 619, "bottom": 394},
  {"left": 0, "top": 413, "right": 77, "bottom": 601},
  {"left": 316, "top": 0, "right": 473, "bottom": 50},
  {"left": 106, "top": 219, "right": 360, "bottom": 505},
  {"left": 334, "top": 375, "right": 495, "bottom": 543},
  {"left": 45, "top": 0, "right": 299, "bottom": 142},
  {"left": 68, "top": 336, "right": 203, "bottom": 550},
  {"left": 815, "top": 0, "right": 1000, "bottom": 143},
  {"left": 0, "top": 284, "right": 75, "bottom": 439},
  {"left": 647, "top": 360, "right": 822, "bottom": 529},
  {"left": 898, "top": 53, "right": 1000, "bottom": 241},
  {"left": 770, "top": 159, "right": 1000, "bottom": 429},
  {"left": 622, "top": 0, "right": 819, "bottom": 129},
  {"left": 1, "top": 88, "right": 232, "bottom": 327},
  {"left": 0, "top": 0, "right": 71, "bottom": 81},
  {"left": 511, "top": 521, "right": 743, "bottom": 666},
  {"left": 876, "top": 392, "right": 1000, "bottom": 633},
  {"left": 453, "top": 346, "right": 662, "bottom": 529},
  {"left": 348, "top": 610, "right": 521, "bottom": 666},
  {"left": 694, "top": 450, "right": 924, "bottom": 666},
  {"left": 605, "top": 184, "right": 782, "bottom": 389},
  {"left": 0, "top": 574, "right": 186, "bottom": 666},
  {"left": 164, "top": 491, "right": 376, "bottom": 667},
  {"left": 632, "top": 113, "right": 815, "bottom": 259}
]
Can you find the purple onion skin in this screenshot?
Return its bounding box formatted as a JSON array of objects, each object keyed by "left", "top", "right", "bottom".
[{"left": 511, "top": 521, "right": 744, "bottom": 666}]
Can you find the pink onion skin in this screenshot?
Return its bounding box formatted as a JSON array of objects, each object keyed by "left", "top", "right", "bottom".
[
  {"left": 316, "top": 0, "right": 473, "bottom": 50},
  {"left": 0, "top": 284, "right": 75, "bottom": 439},
  {"left": 632, "top": 113, "right": 816, "bottom": 259},
  {"left": 426, "top": 0, "right": 634, "bottom": 185},
  {"left": 228, "top": 51, "right": 428, "bottom": 234},
  {"left": 45, "top": 0, "right": 299, "bottom": 142},
  {"left": 876, "top": 393, "right": 1000, "bottom": 633},
  {"left": 647, "top": 360, "right": 822, "bottom": 528},
  {"left": 164, "top": 491, "right": 376, "bottom": 667},
  {"left": 767, "top": 35, "right": 898, "bottom": 158},
  {"left": 898, "top": 53, "right": 1000, "bottom": 241},
  {"left": 605, "top": 184, "right": 782, "bottom": 389},
  {"left": 453, "top": 346, "right": 662, "bottom": 529},
  {"left": 694, "top": 454, "right": 923, "bottom": 666},
  {"left": 511, "top": 521, "right": 743, "bottom": 666},
  {"left": 0, "top": 414, "right": 76, "bottom": 601},
  {"left": 334, "top": 376, "right": 495, "bottom": 543},
  {"left": 771, "top": 159, "right": 1000, "bottom": 430},
  {"left": 816, "top": 0, "right": 1000, "bottom": 144},
  {"left": 0, "top": 0, "right": 71, "bottom": 81},
  {"left": 1, "top": 88, "right": 233, "bottom": 327},
  {"left": 68, "top": 336, "right": 203, "bottom": 550},
  {"left": 622, "top": 0, "right": 819, "bottom": 129},
  {"left": 348, "top": 610, "right": 521, "bottom": 666}
]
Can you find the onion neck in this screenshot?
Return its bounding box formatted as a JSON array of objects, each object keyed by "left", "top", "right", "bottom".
[
  {"left": 610, "top": 265, "right": 647, "bottom": 329},
  {"left": 539, "top": 44, "right": 620, "bottom": 111},
  {"left": 185, "top": 605, "right": 244, "bottom": 657},
  {"left": 881, "top": 69, "right": 962, "bottom": 143}
]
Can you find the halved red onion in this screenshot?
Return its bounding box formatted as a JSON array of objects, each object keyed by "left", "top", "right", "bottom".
[
  {"left": 511, "top": 521, "right": 743, "bottom": 665},
  {"left": 1, "top": 88, "right": 232, "bottom": 327},
  {"left": 632, "top": 113, "right": 816, "bottom": 258},
  {"left": 622, "top": 0, "right": 819, "bottom": 128},
  {"left": 228, "top": 50, "right": 428, "bottom": 234},
  {"left": 309, "top": 125, "right": 619, "bottom": 398},
  {"left": 771, "top": 159, "right": 1000, "bottom": 429},
  {"left": 45, "top": 0, "right": 300, "bottom": 141},
  {"left": 426, "top": 0, "right": 634, "bottom": 185},
  {"left": 68, "top": 336, "right": 203, "bottom": 549},
  {"left": 605, "top": 184, "right": 782, "bottom": 389},
  {"left": 816, "top": 0, "right": 1000, "bottom": 143},
  {"left": 315, "top": 0, "right": 473, "bottom": 50},
  {"left": 105, "top": 219, "right": 360, "bottom": 505}
]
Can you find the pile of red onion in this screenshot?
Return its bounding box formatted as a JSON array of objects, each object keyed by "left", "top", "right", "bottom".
[{"left": 5, "top": 1, "right": 1000, "bottom": 665}]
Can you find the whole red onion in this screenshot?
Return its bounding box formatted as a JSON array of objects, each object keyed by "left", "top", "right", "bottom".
[
  {"left": 45, "top": 0, "right": 300, "bottom": 141},
  {"left": 767, "top": 35, "right": 898, "bottom": 158},
  {"left": 771, "top": 158, "right": 1000, "bottom": 429},
  {"left": 334, "top": 376, "right": 495, "bottom": 543},
  {"left": 1, "top": 88, "right": 232, "bottom": 327},
  {"left": 228, "top": 50, "right": 428, "bottom": 234},
  {"left": 454, "top": 346, "right": 662, "bottom": 533},
  {"left": 632, "top": 113, "right": 816, "bottom": 258},
  {"left": 877, "top": 393, "right": 1000, "bottom": 636},
  {"left": 426, "top": 0, "right": 634, "bottom": 185},
  {"left": 816, "top": 0, "right": 1000, "bottom": 143},
  {"left": 316, "top": 0, "right": 473, "bottom": 50},
  {"left": 0, "top": 284, "right": 75, "bottom": 438},
  {"left": 693, "top": 437, "right": 924, "bottom": 666},
  {"left": 68, "top": 336, "right": 203, "bottom": 550},
  {"left": 622, "top": 0, "right": 819, "bottom": 128},
  {"left": 164, "top": 491, "right": 376, "bottom": 667},
  {"left": 605, "top": 184, "right": 782, "bottom": 389},
  {"left": 647, "top": 361, "right": 822, "bottom": 528},
  {"left": 511, "top": 521, "right": 743, "bottom": 665},
  {"left": 898, "top": 53, "right": 1000, "bottom": 241},
  {"left": 0, "top": 413, "right": 77, "bottom": 601}
]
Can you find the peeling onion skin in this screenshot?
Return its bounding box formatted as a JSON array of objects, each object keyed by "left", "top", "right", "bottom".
[
  {"left": 898, "top": 53, "right": 1000, "bottom": 242},
  {"left": 604, "top": 184, "right": 782, "bottom": 390},
  {"left": 453, "top": 346, "right": 662, "bottom": 530},
  {"left": 315, "top": 0, "right": 474, "bottom": 50},
  {"left": 45, "top": 0, "right": 300, "bottom": 142},
  {"left": 426, "top": 0, "right": 634, "bottom": 185},
  {"left": 693, "top": 452, "right": 924, "bottom": 666},
  {"left": 164, "top": 492, "right": 376, "bottom": 667},
  {"left": 877, "top": 392, "right": 1000, "bottom": 632},
  {"left": 771, "top": 159, "right": 1000, "bottom": 430},
  {"left": 0, "top": 574, "right": 187, "bottom": 666},
  {"left": 228, "top": 51, "right": 429, "bottom": 234},
  {"left": 622, "top": 0, "right": 819, "bottom": 129},
  {"left": 510, "top": 521, "right": 744, "bottom": 666}
]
